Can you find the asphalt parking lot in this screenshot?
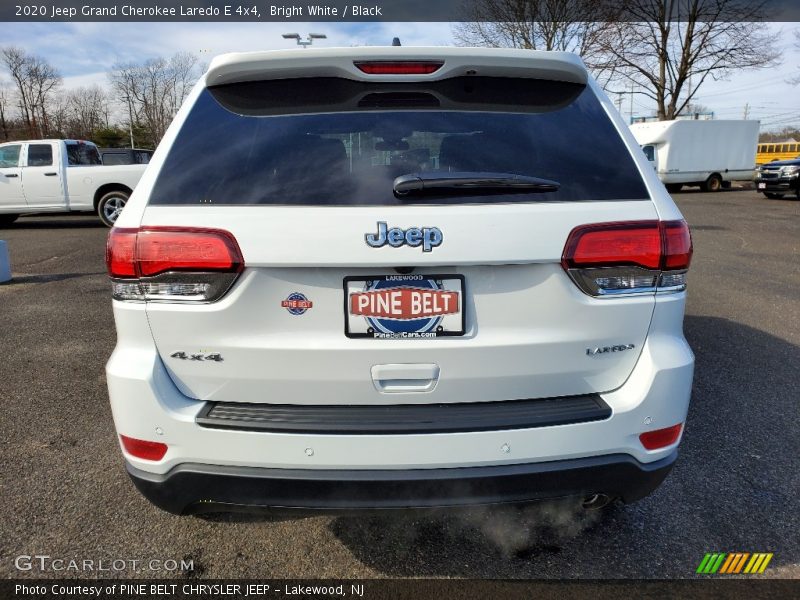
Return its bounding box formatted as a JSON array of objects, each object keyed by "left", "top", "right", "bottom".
[{"left": 1, "top": 189, "right": 798, "bottom": 580}]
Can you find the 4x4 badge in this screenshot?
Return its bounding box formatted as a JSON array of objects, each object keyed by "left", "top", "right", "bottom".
[{"left": 365, "top": 222, "right": 443, "bottom": 252}]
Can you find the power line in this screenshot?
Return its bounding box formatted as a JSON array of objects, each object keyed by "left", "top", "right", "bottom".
[{"left": 699, "top": 74, "right": 796, "bottom": 99}]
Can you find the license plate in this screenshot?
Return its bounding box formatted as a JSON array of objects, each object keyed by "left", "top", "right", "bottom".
[
  {"left": 344, "top": 274, "right": 465, "bottom": 339},
  {"left": 758, "top": 182, "right": 766, "bottom": 189}
]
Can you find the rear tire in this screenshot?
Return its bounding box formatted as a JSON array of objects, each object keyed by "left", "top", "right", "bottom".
[
  {"left": 764, "top": 192, "right": 784, "bottom": 199},
  {"left": 98, "top": 190, "right": 130, "bottom": 227},
  {"left": 0, "top": 214, "right": 19, "bottom": 227},
  {"left": 665, "top": 183, "right": 682, "bottom": 193},
  {"left": 702, "top": 174, "right": 722, "bottom": 192}
]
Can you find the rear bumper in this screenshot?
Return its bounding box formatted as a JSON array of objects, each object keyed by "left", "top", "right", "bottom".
[{"left": 127, "top": 451, "right": 677, "bottom": 515}]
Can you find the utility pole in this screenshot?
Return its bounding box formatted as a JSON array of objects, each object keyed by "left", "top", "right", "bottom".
[
  {"left": 629, "top": 83, "right": 634, "bottom": 124},
  {"left": 124, "top": 94, "right": 135, "bottom": 149},
  {"left": 616, "top": 92, "right": 624, "bottom": 115},
  {"left": 743, "top": 103, "right": 750, "bottom": 119}
]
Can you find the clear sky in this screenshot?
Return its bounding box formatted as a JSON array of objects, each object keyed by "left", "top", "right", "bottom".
[{"left": 2, "top": 21, "right": 799, "bottom": 132}]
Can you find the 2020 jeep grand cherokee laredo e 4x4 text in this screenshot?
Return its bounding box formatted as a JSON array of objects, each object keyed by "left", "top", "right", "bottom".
[{"left": 105, "top": 47, "right": 694, "bottom": 515}]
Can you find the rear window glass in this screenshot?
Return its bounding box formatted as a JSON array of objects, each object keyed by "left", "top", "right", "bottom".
[
  {"left": 66, "top": 143, "right": 101, "bottom": 166},
  {"left": 150, "top": 77, "right": 648, "bottom": 206},
  {"left": 135, "top": 151, "right": 152, "bottom": 164}
]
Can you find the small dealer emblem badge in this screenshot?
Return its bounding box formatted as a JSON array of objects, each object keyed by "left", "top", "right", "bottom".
[{"left": 281, "top": 292, "right": 313, "bottom": 315}]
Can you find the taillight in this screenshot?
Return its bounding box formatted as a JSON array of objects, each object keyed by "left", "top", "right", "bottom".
[
  {"left": 639, "top": 423, "right": 683, "bottom": 450},
  {"left": 136, "top": 229, "right": 242, "bottom": 277},
  {"left": 106, "top": 228, "right": 137, "bottom": 278},
  {"left": 562, "top": 220, "right": 692, "bottom": 297},
  {"left": 106, "top": 227, "right": 244, "bottom": 303},
  {"left": 563, "top": 222, "right": 661, "bottom": 270},
  {"left": 354, "top": 61, "right": 444, "bottom": 75},
  {"left": 120, "top": 434, "right": 168, "bottom": 461},
  {"left": 661, "top": 220, "right": 692, "bottom": 270}
]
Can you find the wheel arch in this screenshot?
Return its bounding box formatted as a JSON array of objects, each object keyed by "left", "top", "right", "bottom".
[{"left": 94, "top": 183, "right": 133, "bottom": 210}]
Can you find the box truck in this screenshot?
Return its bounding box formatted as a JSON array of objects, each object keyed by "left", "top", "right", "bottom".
[{"left": 630, "top": 120, "right": 759, "bottom": 193}]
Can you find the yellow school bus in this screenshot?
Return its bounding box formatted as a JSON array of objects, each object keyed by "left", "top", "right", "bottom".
[{"left": 756, "top": 142, "right": 800, "bottom": 164}]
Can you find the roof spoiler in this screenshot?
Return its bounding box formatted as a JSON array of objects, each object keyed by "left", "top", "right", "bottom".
[{"left": 205, "top": 47, "right": 588, "bottom": 87}]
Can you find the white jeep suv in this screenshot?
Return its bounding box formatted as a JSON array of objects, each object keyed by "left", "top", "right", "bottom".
[{"left": 105, "top": 47, "right": 694, "bottom": 515}]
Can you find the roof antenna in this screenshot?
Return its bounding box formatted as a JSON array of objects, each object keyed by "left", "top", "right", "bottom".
[{"left": 392, "top": 37, "right": 401, "bottom": 46}]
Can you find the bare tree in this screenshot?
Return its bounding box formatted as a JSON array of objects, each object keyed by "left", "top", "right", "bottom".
[
  {"left": 28, "top": 55, "right": 61, "bottom": 136},
  {"left": 2, "top": 47, "right": 33, "bottom": 135},
  {"left": 0, "top": 80, "right": 9, "bottom": 140},
  {"left": 679, "top": 101, "right": 711, "bottom": 118},
  {"left": 453, "top": 0, "right": 620, "bottom": 86},
  {"left": 789, "top": 29, "right": 800, "bottom": 85},
  {"left": 1, "top": 46, "right": 62, "bottom": 137},
  {"left": 597, "top": 0, "right": 780, "bottom": 120},
  {"left": 109, "top": 52, "right": 199, "bottom": 147},
  {"left": 49, "top": 85, "right": 109, "bottom": 139},
  {"left": 68, "top": 86, "right": 108, "bottom": 138}
]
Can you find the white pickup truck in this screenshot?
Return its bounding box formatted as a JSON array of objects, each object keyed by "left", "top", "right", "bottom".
[{"left": 0, "top": 139, "right": 147, "bottom": 227}]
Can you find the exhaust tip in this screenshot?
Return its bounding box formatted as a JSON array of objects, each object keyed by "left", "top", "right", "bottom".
[{"left": 581, "top": 493, "right": 613, "bottom": 510}]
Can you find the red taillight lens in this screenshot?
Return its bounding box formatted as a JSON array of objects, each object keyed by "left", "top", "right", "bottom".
[
  {"left": 120, "top": 434, "right": 168, "bottom": 461},
  {"left": 354, "top": 61, "right": 444, "bottom": 75},
  {"left": 106, "top": 227, "right": 243, "bottom": 279},
  {"left": 661, "top": 220, "right": 693, "bottom": 270},
  {"left": 639, "top": 423, "right": 683, "bottom": 450},
  {"left": 106, "top": 227, "right": 244, "bottom": 302},
  {"left": 136, "top": 228, "right": 243, "bottom": 277},
  {"left": 562, "top": 221, "right": 661, "bottom": 270},
  {"left": 106, "top": 228, "right": 138, "bottom": 278}
]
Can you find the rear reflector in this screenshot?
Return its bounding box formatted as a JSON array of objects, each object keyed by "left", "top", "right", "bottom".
[
  {"left": 106, "top": 227, "right": 244, "bottom": 303},
  {"left": 639, "top": 423, "right": 683, "bottom": 450},
  {"left": 354, "top": 61, "right": 444, "bottom": 75},
  {"left": 120, "top": 434, "right": 168, "bottom": 461}
]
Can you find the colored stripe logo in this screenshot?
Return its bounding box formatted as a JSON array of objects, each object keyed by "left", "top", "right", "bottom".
[{"left": 696, "top": 552, "right": 773, "bottom": 574}]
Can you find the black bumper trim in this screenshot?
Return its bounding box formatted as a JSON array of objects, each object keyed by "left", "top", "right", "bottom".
[
  {"left": 196, "top": 394, "right": 611, "bottom": 435},
  {"left": 126, "top": 451, "right": 677, "bottom": 515}
]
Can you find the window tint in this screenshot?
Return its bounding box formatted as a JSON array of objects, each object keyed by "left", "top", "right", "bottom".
[
  {"left": 27, "top": 144, "right": 53, "bottom": 167},
  {"left": 0, "top": 144, "right": 21, "bottom": 168},
  {"left": 134, "top": 151, "right": 151, "bottom": 164},
  {"left": 66, "top": 143, "right": 102, "bottom": 166},
  {"left": 150, "top": 77, "right": 649, "bottom": 206}
]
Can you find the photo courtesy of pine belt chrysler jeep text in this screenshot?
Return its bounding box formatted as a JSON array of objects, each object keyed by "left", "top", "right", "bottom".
[{"left": 105, "top": 47, "right": 694, "bottom": 515}]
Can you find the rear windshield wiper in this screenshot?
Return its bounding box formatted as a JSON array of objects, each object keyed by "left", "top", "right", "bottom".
[{"left": 393, "top": 172, "right": 560, "bottom": 198}]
